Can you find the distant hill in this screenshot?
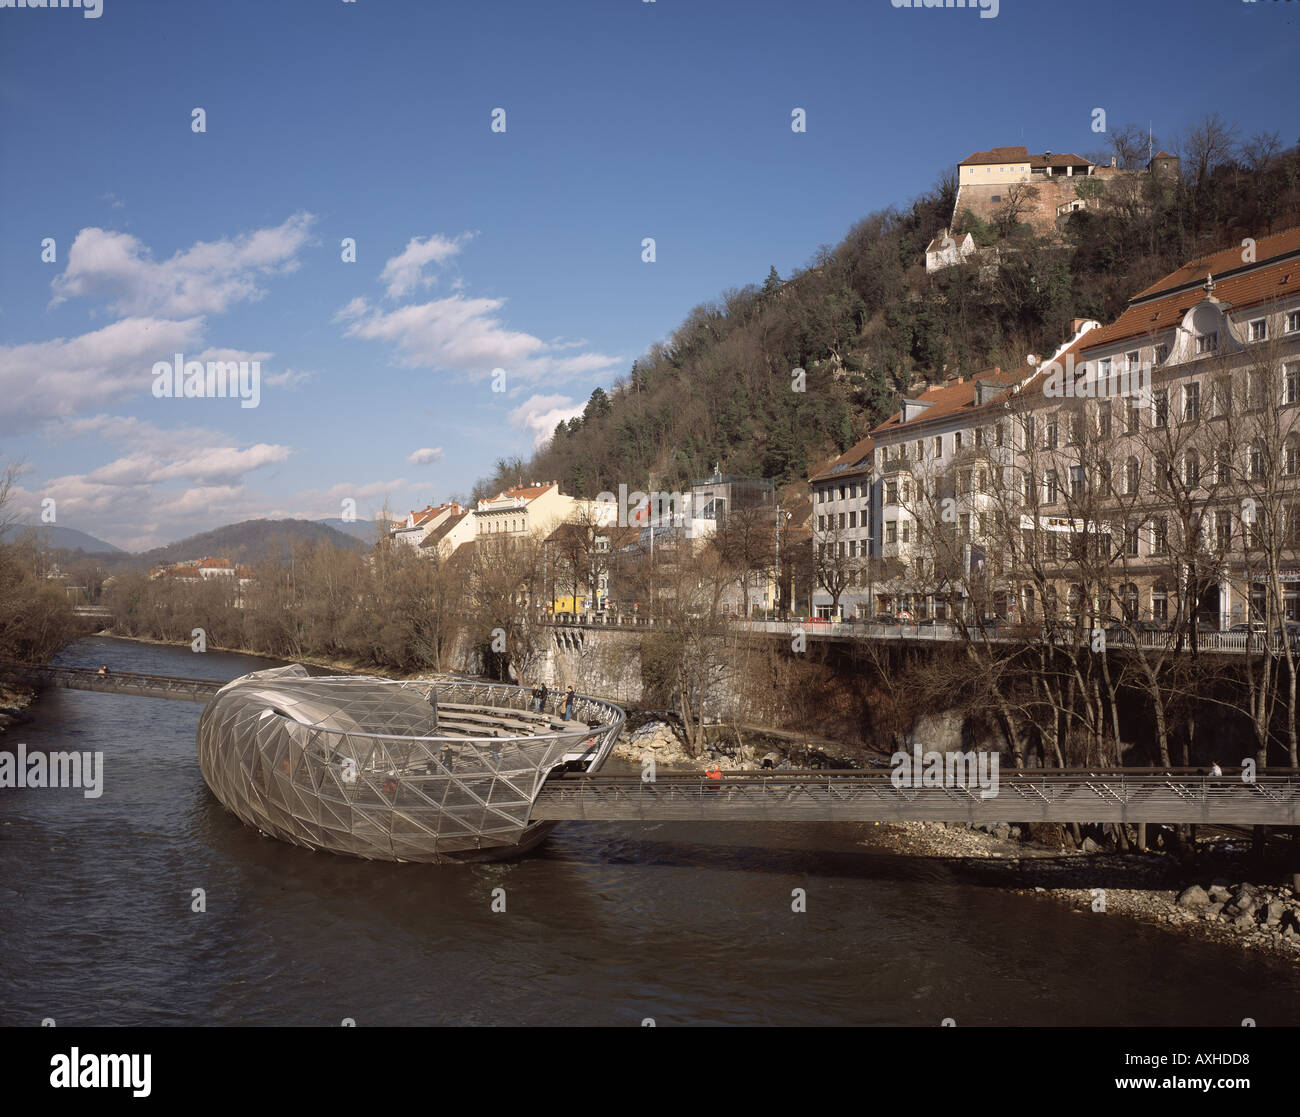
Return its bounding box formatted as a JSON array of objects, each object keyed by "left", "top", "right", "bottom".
[
  {"left": 317, "top": 517, "right": 385, "bottom": 544},
  {"left": 136, "top": 518, "right": 369, "bottom": 567},
  {"left": 2, "top": 523, "right": 124, "bottom": 554}
]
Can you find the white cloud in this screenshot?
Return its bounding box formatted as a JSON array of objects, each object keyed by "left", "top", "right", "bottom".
[
  {"left": 50, "top": 213, "right": 314, "bottom": 317},
  {"left": 0, "top": 316, "right": 205, "bottom": 432},
  {"left": 407, "top": 447, "right": 444, "bottom": 466},
  {"left": 264, "top": 368, "right": 314, "bottom": 389},
  {"left": 508, "top": 394, "right": 584, "bottom": 448},
  {"left": 381, "top": 233, "right": 471, "bottom": 299},
  {"left": 336, "top": 295, "right": 619, "bottom": 384}
]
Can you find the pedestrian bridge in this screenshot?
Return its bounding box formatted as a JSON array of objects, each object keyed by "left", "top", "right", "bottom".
[
  {"left": 7, "top": 662, "right": 1300, "bottom": 826},
  {"left": 532, "top": 770, "right": 1300, "bottom": 826}
]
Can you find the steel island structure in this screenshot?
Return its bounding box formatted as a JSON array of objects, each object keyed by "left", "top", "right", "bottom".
[{"left": 197, "top": 665, "right": 626, "bottom": 863}]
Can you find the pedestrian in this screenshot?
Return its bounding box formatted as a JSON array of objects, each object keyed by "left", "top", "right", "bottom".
[
  {"left": 1210, "top": 761, "right": 1223, "bottom": 777},
  {"left": 538, "top": 681, "right": 549, "bottom": 716},
  {"left": 530, "top": 681, "right": 542, "bottom": 713},
  {"left": 562, "top": 685, "right": 575, "bottom": 721}
]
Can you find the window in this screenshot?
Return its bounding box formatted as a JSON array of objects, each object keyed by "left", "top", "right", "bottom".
[
  {"left": 848, "top": 511, "right": 857, "bottom": 529},
  {"left": 975, "top": 427, "right": 985, "bottom": 448},
  {"left": 1196, "top": 331, "right": 1218, "bottom": 355},
  {"left": 977, "top": 469, "right": 987, "bottom": 494},
  {"left": 1154, "top": 451, "right": 1170, "bottom": 491},
  {"left": 902, "top": 520, "right": 912, "bottom": 544},
  {"left": 959, "top": 469, "right": 972, "bottom": 494},
  {"left": 849, "top": 540, "right": 857, "bottom": 558},
  {"left": 916, "top": 440, "right": 923, "bottom": 458},
  {"left": 1287, "top": 311, "right": 1300, "bottom": 334},
  {"left": 1023, "top": 472, "right": 1035, "bottom": 505},
  {"left": 1153, "top": 389, "right": 1168, "bottom": 428},
  {"left": 1213, "top": 378, "right": 1231, "bottom": 417},
  {"left": 1184, "top": 382, "right": 1200, "bottom": 421},
  {"left": 886, "top": 482, "right": 898, "bottom": 505},
  {"left": 838, "top": 513, "right": 846, "bottom": 530},
  {"left": 954, "top": 431, "right": 964, "bottom": 452},
  {"left": 849, "top": 483, "right": 857, "bottom": 499},
  {"left": 1125, "top": 456, "right": 1140, "bottom": 495},
  {"left": 1045, "top": 470, "right": 1059, "bottom": 503},
  {"left": 1287, "top": 365, "right": 1300, "bottom": 406},
  {"left": 901, "top": 480, "right": 912, "bottom": 502},
  {"left": 1098, "top": 401, "right": 1112, "bottom": 439},
  {"left": 1099, "top": 460, "right": 1112, "bottom": 496},
  {"left": 1154, "top": 343, "right": 1169, "bottom": 365},
  {"left": 885, "top": 521, "right": 897, "bottom": 544},
  {"left": 1249, "top": 319, "right": 1267, "bottom": 342},
  {"left": 1251, "top": 440, "right": 1265, "bottom": 480},
  {"left": 1216, "top": 511, "right": 1232, "bottom": 552},
  {"left": 1287, "top": 435, "right": 1300, "bottom": 477},
  {"left": 1024, "top": 415, "right": 1036, "bottom": 446},
  {"left": 1070, "top": 465, "right": 1085, "bottom": 499},
  {"left": 996, "top": 422, "right": 1005, "bottom": 447},
  {"left": 1125, "top": 351, "right": 1140, "bottom": 373},
  {"left": 1069, "top": 413, "right": 1085, "bottom": 446},
  {"left": 1217, "top": 444, "right": 1232, "bottom": 485},
  {"left": 1152, "top": 582, "right": 1169, "bottom": 623},
  {"left": 934, "top": 435, "right": 943, "bottom": 457},
  {"left": 1151, "top": 517, "right": 1168, "bottom": 556},
  {"left": 1126, "top": 405, "right": 1140, "bottom": 434},
  {"left": 959, "top": 513, "right": 972, "bottom": 540},
  {"left": 1184, "top": 450, "right": 1200, "bottom": 488},
  {"left": 1124, "top": 523, "right": 1140, "bottom": 556},
  {"left": 1046, "top": 421, "right": 1059, "bottom": 450}
]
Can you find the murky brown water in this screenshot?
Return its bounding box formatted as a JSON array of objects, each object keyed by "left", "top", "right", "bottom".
[{"left": 2, "top": 637, "right": 1297, "bottom": 1026}]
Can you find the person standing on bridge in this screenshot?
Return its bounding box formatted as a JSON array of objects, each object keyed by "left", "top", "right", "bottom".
[
  {"left": 562, "top": 685, "right": 575, "bottom": 721},
  {"left": 530, "top": 682, "right": 542, "bottom": 713},
  {"left": 1210, "top": 761, "right": 1223, "bottom": 777},
  {"left": 538, "top": 681, "right": 550, "bottom": 716}
]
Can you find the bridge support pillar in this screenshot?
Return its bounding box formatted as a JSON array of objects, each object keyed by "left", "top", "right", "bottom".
[{"left": 1136, "top": 822, "right": 1146, "bottom": 852}]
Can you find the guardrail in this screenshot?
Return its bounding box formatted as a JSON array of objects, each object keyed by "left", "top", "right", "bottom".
[
  {"left": 532, "top": 768, "right": 1300, "bottom": 825},
  {"left": 0, "top": 660, "right": 224, "bottom": 703}
]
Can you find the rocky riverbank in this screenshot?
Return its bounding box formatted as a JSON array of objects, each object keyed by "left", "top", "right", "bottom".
[
  {"left": 871, "top": 819, "right": 1300, "bottom": 963},
  {"left": 0, "top": 681, "right": 35, "bottom": 736}
]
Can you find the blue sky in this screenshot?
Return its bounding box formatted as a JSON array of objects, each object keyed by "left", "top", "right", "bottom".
[{"left": 1, "top": 0, "right": 1296, "bottom": 550}]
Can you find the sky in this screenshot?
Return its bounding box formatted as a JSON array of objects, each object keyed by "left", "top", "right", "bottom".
[{"left": 1, "top": 0, "right": 1297, "bottom": 551}]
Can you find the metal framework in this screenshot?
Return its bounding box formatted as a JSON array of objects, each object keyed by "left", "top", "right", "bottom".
[
  {"left": 0, "top": 660, "right": 222, "bottom": 703},
  {"left": 196, "top": 666, "right": 626, "bottom": 863},
  {"left": 533, "top": 769, "right": 1300, "bottom": 825}
]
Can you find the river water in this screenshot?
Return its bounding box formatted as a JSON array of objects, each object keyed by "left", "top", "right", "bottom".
[{"left": 1, "top": 636, "right": 1297, "bottom": 1026}]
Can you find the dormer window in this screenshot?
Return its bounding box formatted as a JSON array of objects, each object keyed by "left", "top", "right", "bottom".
[
  {"left": 1196, "top": 331, "right": 1218, "bottom": 355},
  {"left": 1249, "top": 319, "right": 1267, "bottom": 342}
]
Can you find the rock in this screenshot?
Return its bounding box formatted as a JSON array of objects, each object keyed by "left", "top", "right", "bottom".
[
  {"left": 1009, "top": 826, "right": 1021, "bottom": 839},
  {"left": 1233, "top": 912, "right": 1256, "bottom": 930},
  {"left": 991, "top": 823, "right": 1011, "bottom": 840},
  {"left": 1207, "top": 902, "right": 1224, "bottom": 916},
  {"left": 1204, "top": 910, "right": 1219, "bottom": 922},
  {"left": 1178, "top": 885, "right": 1212, "bottom": 909},
  {"left": 1234, "top": 889, "right": 1256, "bottom": 913},
  {"left": 1266, "top": 901, "right": 1285, "bottom": 926},
  {"left": 1208, "top": 885, "right": 1232, "bottom": 903},
  {"left": 1081, "top": 837, "right": 1100, "bottom": 854}
]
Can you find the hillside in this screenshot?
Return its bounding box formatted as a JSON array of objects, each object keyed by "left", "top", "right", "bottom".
[
  {"left": 482, "top": 123, "right": 1300, "bottom": 499},
  {"left": 136, "top": 518, "right": 369, "bottom": 567},
  {"left": 2, "top": 524, "right": 124, "bottom": 554}
]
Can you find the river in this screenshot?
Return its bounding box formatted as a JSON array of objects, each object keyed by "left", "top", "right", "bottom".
[{"left": 1, "top": 636, "right": 1297, "bottom": 1026}]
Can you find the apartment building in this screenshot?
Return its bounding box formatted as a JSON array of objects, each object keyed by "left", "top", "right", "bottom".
[
  {"left": 865, "top": 225, "right": 1300, "bottom": 629},
  {"left": 809, "top": 435, "right": 875, "bottom": 618},
  {"left": 472, "top": 481, "right": 590, "bottom": 540}
]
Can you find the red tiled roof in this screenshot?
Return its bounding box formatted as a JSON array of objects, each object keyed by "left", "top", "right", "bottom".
[
  {"left": 808, "top": 434, "right": 875, "bottom": 483},
  {"left": 1028, "top": 152, "right": 1091, "bottom": 168},
  {"left": 1132, "top": 226, "right": 1300, "bottom": 301},
  {"left": 1083, "top": 234, "right": 1300, "bottom": 351},
  {"left": 959, "top": 145, "right": 1030, "bottom": 166}
]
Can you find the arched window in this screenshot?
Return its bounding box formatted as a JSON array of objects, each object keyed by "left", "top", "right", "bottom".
[
  {"left": 1123, "top": 582, "right": 1139, "bottom": 621},
  {"left": 1151, "top": 580, "right": 1169, "bottom": 623},
  {"left": 1125, "top": 456, "right": 1140, "bottom": 495}
]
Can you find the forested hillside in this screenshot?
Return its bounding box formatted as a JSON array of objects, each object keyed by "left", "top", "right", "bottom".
[{"left": 479, "top": 119, "right": 1300, "bottom": 499}]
